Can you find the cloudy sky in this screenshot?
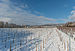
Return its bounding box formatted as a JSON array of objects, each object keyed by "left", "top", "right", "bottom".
[{"left": 0, "top": 0, "right": 75, "bottom": 25}]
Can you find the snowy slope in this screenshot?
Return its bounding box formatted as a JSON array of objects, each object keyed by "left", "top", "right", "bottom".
[{"left": 0, "top": 28, "right": 75, "bottom": 51}]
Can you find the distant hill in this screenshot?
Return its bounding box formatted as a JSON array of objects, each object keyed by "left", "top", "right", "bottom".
[
  {"left": 29, "top": 23, "right": 65, "bottom": 28},
  {"left": 2, "top": 21, "right": 75, "bottom": 28}
]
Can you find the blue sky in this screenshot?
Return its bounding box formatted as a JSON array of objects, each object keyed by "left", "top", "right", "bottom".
[{"left": 0, "top": 0, "right": 75, "bottom": 25}]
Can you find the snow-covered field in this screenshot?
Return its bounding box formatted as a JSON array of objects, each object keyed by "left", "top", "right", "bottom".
[{"left": 0, "top": 28, "right": 75, "bottom": 51}]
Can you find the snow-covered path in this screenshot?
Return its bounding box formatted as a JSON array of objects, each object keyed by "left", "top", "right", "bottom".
[{"left": 0, "top": 28, "right": 75, "bottom": 51}]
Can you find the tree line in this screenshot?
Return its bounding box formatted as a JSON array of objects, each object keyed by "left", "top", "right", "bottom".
[{"left": 0, "top": 21, "right": 27, "bottom": 28}]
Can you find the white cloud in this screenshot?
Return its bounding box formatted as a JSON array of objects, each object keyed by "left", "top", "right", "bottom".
[
  {"left": 0, "top": 0, "right": 58, "bottom": 25},
  {"left": 1, "top": 0, "right": 67, "bottom": 25},
  {"left": 67, "top": 6, "right": 75, "bottom": 21},
  {"left": 69, "top": 9, "right": 75, "bottom": 21},
  {"left": 0, "top": 17, "right": 11, "bottom": 22},
  {"left": 69, "top": 14, "right": 75, "bottom": 20},
  {"left": 71, "top": 10, "right": 75, "bottom": 14}
]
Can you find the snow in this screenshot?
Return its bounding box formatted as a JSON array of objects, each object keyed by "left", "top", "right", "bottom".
[{"left": 0, "top": 28, "right": 75, "bottom": 51}]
